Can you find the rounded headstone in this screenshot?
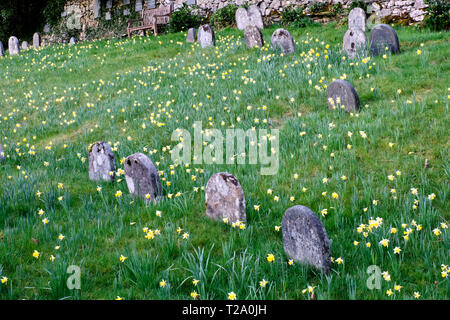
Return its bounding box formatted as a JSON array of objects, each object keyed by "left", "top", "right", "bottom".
[
  {"left": 88, "top": 142, "right": 116, "bottom": 182},
  {"left": 271, "top": 28, "right": 295, "bottom": 55},
  {"left": 248, "top": 5, "right": 264, "bottom": 30},
  {"left": 348, "top": 7, "right": 366, "bottom": 32},
  {"left": 0, "top": 42, "right": 4, "bottom": 56},
  {"left": 44, "top": 24, "right": 51, "bottom": 34},
  {"left": 244, "top": 25, "right": 264, "bottom": 49},
  {"left": 186, "top": 28, "right": 197, "bottom": 43},
  {"left": 282, "top": 205, "right": 331, "bottom": 273},
  {"left": 369, "top": 24, "right": 400, "bottom": 56},
  {"left": 124, "top": 153, "right": 162, "bottom": 201},
  {"left": 343, "top": 28, "right": 367, "bottom": 58},
  {"left": 33, "top": 33, "right": 41, "bottom": 48},
  {"left": 236, "top": 7, "right": 250, "bottom": 30},
  {"left": 69, "top": 37, "right": 77, "bottom": 46},
  {"left": 197, "top": 24, "right": 215, "bottom": 48},
  {"left": 21, "top": 41, "right": 28, "bottom": 50},
  {"left": 205, "top": 172, "right": 246, "bottom": 223},
  {"left": 8, "top": 36, "right": 20, "bottom": 55},
  {"left": 327, "top": 79, "right": 360, "bottom": 112}
]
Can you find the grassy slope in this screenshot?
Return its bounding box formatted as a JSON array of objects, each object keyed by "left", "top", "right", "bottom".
[{"left": 0, "top": 23, "right": 448, "bottom": 300}]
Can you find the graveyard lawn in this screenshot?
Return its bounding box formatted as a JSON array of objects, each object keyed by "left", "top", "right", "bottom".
[{"left": 0, "top": 23, "right": 448, "bottom": 300}]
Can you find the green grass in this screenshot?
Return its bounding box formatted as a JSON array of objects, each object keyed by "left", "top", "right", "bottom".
[{"left": 0, "top": 23, "right": 448, "bottom": 300}]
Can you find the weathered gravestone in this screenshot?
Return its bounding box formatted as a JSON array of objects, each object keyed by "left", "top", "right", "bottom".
[
  {"left": 21, "top": 41, "right": 28, "bottom": 50},
  {"left": 0, "top": 42, "right": 4, "bottom": 56},
  {"left": 69, "top": 37, "right": 77, "bottom": 45},
  {"left": 88, "top": 142, "right": 116, "bottom": 182},
  {"left": 123, "top": 9, "right": 130, "bottom": 16},
  {"left": 282, "top": 205, "right": 331, "bottom": 273},
  {"left": 33, "top": 33, "right": 41, "bottom": 48},
  {"left": 124, "top": 153, "right": 162, "bottom": 201},
  {"left": 197, "top": 24, "right": 215, "bottom": 48},
  {"left": 106, "top": 0, "right": 113, "bottom": 9},
  {"left": 9, "top": 37, "right": 20, "bottom": 55},
  {"left": 271, "top": 28, "right": 295, "bottom": 54},
  {"left": 44, "top": 24, "right": 51, "bottom": 34},
  {"left": 348, "top": 7, "right": 366, "bottom": 31},
  {"left": 248, "top": 5, "right": 264, "bottom": 30},
  {"left": 205, "top": 172, "right": 246, "bottom": 223},
  {"left": 327, "top": 79, "right": 360, "bottom": 112},
  {"left": 186, "top": 28, "right": 197, "bottom": 43},
  {"left": 343, "top": 28, "right": 366, "bottom": 58},
  {"left": 236, "top": 7, "right": 250, "bottom": 30},
  {"left": 244, "top": 25, "right": 264, "bottom": 49},
  {"left": 369, "top": 24, "right": 400, "bottom": 56},
  {"left": 135, "top": 0, "right": 143, "bottom": 12},
  {"left": 105, "top": 12, "right": 112, "bottom": 20}
]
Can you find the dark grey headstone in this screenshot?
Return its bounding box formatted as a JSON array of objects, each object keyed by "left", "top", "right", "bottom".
[
  {"left": 236, "top": 8, "right": 250, "bottom": 30},
  {"left": 369, "top": 24, "right": 400, "bottom": 56},
  {"left": 33, "top": 33, "right": 41, "bottom": 48},
  {"left": 0, "top": 42, "right": 4, "bottom": 56},
  {"left": 244, "top": 25, "right": 264, "bottom": 49},
  {"left": 282, "top": 205, "right": 331, "bottom": 273},
  {"left": 94, "top": 0, "right": 101, "bottom": 19},
  {"left": 248, "top": 5, "right": 264, "bottom": 29},
  {"left": 327, "top": 79, "right": 360, "bottom": 112},
  {"left": 69, "top": 37, "right": 77, "bottom": 45},
  {"left": 89, "top": 142, "right": 116, "bottom": 182},
  {"left": 197, "top": 24, "right": 215, "bottom": 48},
  {"left": 124, "top": 153, "right": 162, "bottom": 201},
  {"left": 271, "top": 28, "right": 295, "bottom": 54},
  {"left": 343, "top": 28, "right": 366, "bottom": 58},
  {"left": 348, "top": 7, "right": 366, "bottom": 31},
  {"left": 186, "top": 28, "right": 197, "bottom": 43},
  {"left": 135, "top": 0, "right": 143, "bottom": 11},
  {"left": 205, "top": 172, "right": 246, "bottom": 223}
]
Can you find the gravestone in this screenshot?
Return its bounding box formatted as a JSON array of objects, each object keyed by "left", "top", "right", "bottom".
[
  {"left": 135, "top": 0, "right": 143, "bottom": 11},
  {"left": 369, "top": 24, "right": 400, "bottom": 56},
  {"left": 123, "top": 0, "right": 130, "bottom": 5},
  {"left": 33, "top": 33, "right": 41, "bottom": 48},
  {"left": 0, "top": 144, "right": 4, "bottom": 161},
  {"left": 124, "top": 153, "right": 162, "bottom": 201},
  {"left": 106, "top": 0, "right": 113, "bottom": 9},
  {"left": 21, "top": 41, "right": 28, "bottom": 50},
  {"left": 343, "top": 28, "right": 366, "bottom": 58},
  {"left": 244, "top": 25, "right": 264, "bottom": 49},
  {"left": 197, "top": 24, "right": 215, "bottom": 48},
  {"left": 348, "top": 7, "right": 366, "bottom": 31},
  {"left": 205, "top": 172, "right": 246, "bottom": 223},
  {"left": 327, "top": 79, "right": 360, "bottom": 112},
  {"left": 123, "top": 9, "right": 130, "bottom": 16},
  {"left": 69, "top": 37, "right": 77, "bottom": 45},
  {"left": 186, "top": 0, "right": 196, "bottom": 5},
  {"left": 282, "top": 205, "right": 331, "bottom": 273},
  {"left": 89, "top": 142, "right": 116, "bottom": 182},
  {"left": 9, "top": 37, "right": 19, "bottom": 55},
  {"left": 271, "top": 28, "right": 295, "bottom": 54},
  {"left": 147, "top": 0, "right": 156, "bottom": 9},
  {"left": 105, "top": 12, "right": 112, "bottom": 20},
  {"left": 248, "top": 5, "right": 264, "bottom": 30},
  {"left": 186, "top": 28, "right": 197, "bottom": 42},
  {"left": 236, "top": 8, "right": 250, "bottom": 30},
  {"left": 44, "top": 24, "right": 51, "bottom": 34},
  {"left": 0, "top": 42, "right": 4, "bottom": 56},
  {"left": 94, "top": 0, "right": 101, "bottom": 19}
]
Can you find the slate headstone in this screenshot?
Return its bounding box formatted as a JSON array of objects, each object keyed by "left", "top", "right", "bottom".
[
  {"left": 248, "top": 5, "right": 264, "bottom": 30},
  {"left": 197, "top": 24, "right": 215, "bottom": 48},
  {"left": 282, "top": 205, "right": 331, "bottom": 273},
  {"left": 343, "top": 28, "right": 366, "bottom": 58},
  {"left": 33, "top": 33, "right": 41, "bottom": 48},
  {"left": 186, "top": 28, "right": 197, "bottom": 43},
  {"left": 348, "top": 7, "right": 366, "bottom": 31},
  {"left": 236, "top": 8, "right": 250, "bottom": 30},
  {"left": 244, "top": 25, "right": 264, "bottom": 49},
  {"left": 205, "top": 172, "right": 246, "bottom": 223},
  {"left": 327, "top": 79, "right": 360, "bottom": 112},
  {"left": 271, "top": 28, "right": 295, "bottom": 54},
  {"left": 21, "top": 41, "right": 28, "bottom": 50},
  {"left": 89, "top": 142, "right": 116, "bottom": 182},
  {"left": 69, "top": 37, "right": 77, "bottom": 45},
  {"left": 369, "top": 24, "right": 400, "bottom": 56},
  {"left": 0, "top": 42, "right": 4, "bottom": 56},
  {"left": 124, "top": 153, "right": 162, "bottom": 201}
]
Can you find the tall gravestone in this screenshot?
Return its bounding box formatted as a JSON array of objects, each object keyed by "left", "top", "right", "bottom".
[
  {"left": 0, "top": 42, "right": 4, "bottom": 56},
  {"left": 369, "top": 24, "right": 400, "bottom": 56},
  {"left": 244, "top": 25, "right": 264, "bottom": 49},
  {"left": 343, "top": 28, "right": 366, "bottom": 58},
  {"left": 124, "top": 153, "right": 162, "bottom": 201},
  {"left": 327, "top": 79, "right": 360, "bottom": 112},
  {"left": 236, "top": 8, "right": 250, "bottom": 30},
  {"left": 94, "top": 0, "right": 101, "bottom": 19},
  {"left": 348, "top": 7, "right": 366, "bottom": 31},
  {"left": 9, "top": 37, "right": 20, "bottom": 55},
  {"left": 197, "top": 24, "right": 215, "bottom": 48},
  {"left": 271, "top": 28, "right": 295, "bottom": 54},
  {"left": 248, "top": 5, "right": 264, "bottom": 30},
  {"left": 282, "top": 205, "right": 331, "bottom": 273},
  {"left": 186, "top": 28, "right": 197, "bottom": 43},
  {"left": 33, "top": 33, "right": 41, "bottom": 48},
  {"left": 205, "top": 172, "right": 246, "bottom": 223},
  {"left": 89, "top": 142, "right": 116, "bottom": 182}
]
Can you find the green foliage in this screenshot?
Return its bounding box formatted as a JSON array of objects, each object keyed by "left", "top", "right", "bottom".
[
  {"left": 281, "top": 6, "right": 316, "bottom": 28},
  {"left": 168, "top": 4, "right": 202, "bottom": 33},
  {"left": 308, "top": 1, "right": 329, "bottom": 14},
  {"left": 210, "top": 4, "right": 238, "bottom": 29},
  {"left": 424, "top": 0, "right": 450, "bottom": 31},
  {"left": 329, "top": 3, "right": 344, "bottom": 17},
  {"left": 348, "top": 0, "right": 368, "bottom": 13},
  {"left": 42, "top": 0, "right": 67, "bottom": 27}
]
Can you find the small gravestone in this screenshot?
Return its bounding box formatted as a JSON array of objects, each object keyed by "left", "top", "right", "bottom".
[
  {"left": 147, "top": 0, "right": 156, "bottom": 9},
  {"left": 124, "top": 153, "right": 162, "bottom": 201},
  {"left": 348, "top": 7, "right": 366, "bottom": 31},
  {"left": 271, "top": 28, "right": 295, "bottom": 54},
  {"left": 327, "top": 79, "right": 360, "bottom": 112},
  {"left": 123, "top": 0, "right": 130, "bottom": 4},
  {"left": 21, "top": 41, "right": 28, "bottom": 50},
  {"left": 205, "top": 172, "right": 246, "bottom": 223},
  {"left": 9, "top": 37, "right": 20, "bottom": 55},
  {"left": 33, "top": 33, "right": 41, "bottom": 48},
  {"left": 44, "top": 24, "right": 51, "bottom": 34},
  {"left": 69, "top": 37, "right": 77, "bottom": 45},
  {"left": 343, "top": 28, "right": 366, "bottom": 58},
  {"left": 236, "top": 7, "right": 250, "bottom": 30},
  {"left": 248, "top": 5, "right": 264, "bottom": 30},
  {"left": 0, "top": 144, "right": 4, "bottom": 161},
  {"left": 244, "top": 25, "right": 264, "bottom": 49},
  {"left": 198, "top": 24, "right": 215, "bottom": 48},
  {"left": 135, "top": 0, "right": 143, "bottom": 11},
  {"left": 105, "top": 12, "right": 111, "bottom": 20},
  {"left": 282, "top": 205, "right": 331, "bottom": 273},
  {"left": 186, "top": 28, "right": 197, "bottom": 42},
  {"left": 89, "top": 142, "right": 116, "bottom": 182},
  {"left": 106, "top": 0, "right": 113, "bottom": 9},
  {"left": 369, "top": 24, "right": 400, "bottom": 56},
  {"left": 123, "top": 9, "right": 130, "bottom": 16},
  {"left": 0, "top": 42, "right": 4, "bottom": 56}
]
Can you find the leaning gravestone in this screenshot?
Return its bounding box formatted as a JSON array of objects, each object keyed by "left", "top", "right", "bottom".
[
  {"left": 236, "top": 7, "right": 250, "bottom": 30},
  {"left": 343, "top": 28, "right": 366, "bottom": 58},
  {"left": 69, "top": 37, "right": 77, "bottom": 46},
  {"left": 205, "top": 172, "right": 246, "bottom": 223},
  {"left": 0, "top": 42, "right": 4, "bottom": 56},
  {"left": 244, "top": 25, "right": 264, "bottom": 49},
  {"left": 369, "top": 24, "right": 400, "bottom": 56},
  {"left": 248, "top": 5, "right": 264, "bottom": 30},
  {"left": 8, "top": 37, "right": 20, "bottom": 55},
  {"left": 197, "top": 24, "right": 215, "bottom": 48},
  {"left": 21, "top": 41, "right": 28, "bottom": 50},
  {"left": 186, "top": 28, "right": 196, "bottom": 43},
  {"left": 124, "top": 153, "right": 162, "bottom": 201},
  {"left": 282, "top": 205, "right": 331, "bottom": 273},
  {"left": 327, "top": 79, "right": 360, "bottom": 112},
  {"left": 33, "top": 33, "right": 41, "bottom": 48},
  {"left": 88, "top": 142, "right": 116, "bottom": 182},
  {"left": 271, "top": 28, "right": 295, "bottom": 54},
  {"left": 348, "top": 7, "right": 366, "bottom": 31}
]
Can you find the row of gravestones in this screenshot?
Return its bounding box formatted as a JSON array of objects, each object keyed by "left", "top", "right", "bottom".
[{"left": 88, "top": 141, "right": 331, "bottom": 273}]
